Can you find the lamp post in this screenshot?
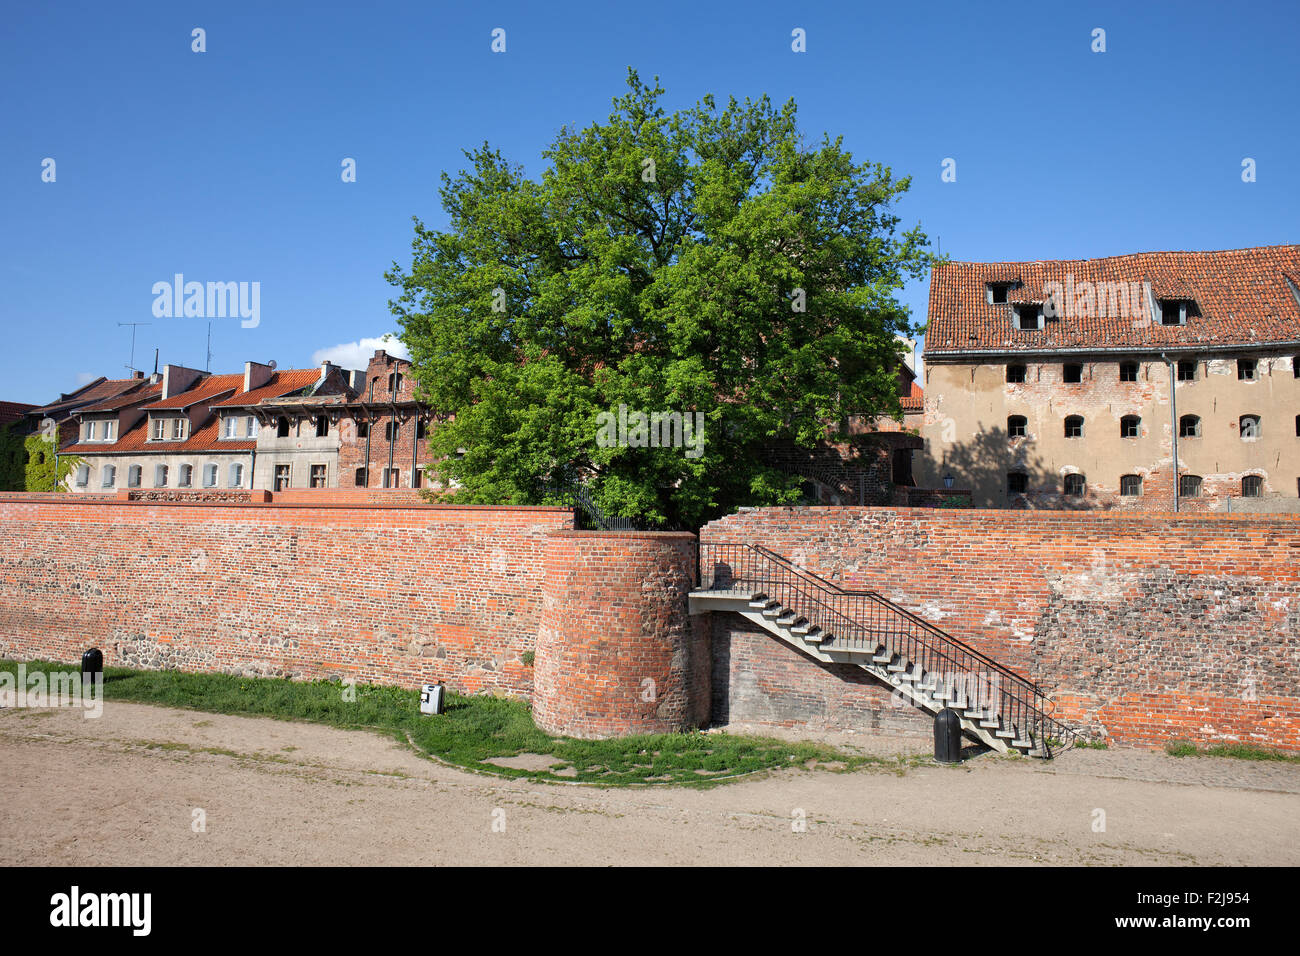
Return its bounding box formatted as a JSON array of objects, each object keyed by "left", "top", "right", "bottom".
[{"left": 943, "top": 473, "right": 955, "bottom": 490}]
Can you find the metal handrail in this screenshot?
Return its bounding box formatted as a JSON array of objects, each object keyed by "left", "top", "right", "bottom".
[{"left": 699, "top": 541, "right": 1077, "bottom": 753}]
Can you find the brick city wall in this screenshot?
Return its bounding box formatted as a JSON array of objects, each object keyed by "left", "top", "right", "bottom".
[
  {"left": 0, "top": 496, "right": 572, "bottom": 697},
  {"left": 702, "top": 506, "right": 1300, "bottom": 751},
  {"left": 533, "top": 530, "right": 709, "bottom": 738}
]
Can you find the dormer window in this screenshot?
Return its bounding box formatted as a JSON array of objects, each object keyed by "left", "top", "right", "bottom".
[
  {"left": 1159, "top": 299, "right": 1189, "bottom": 326},
  {"left": 152, "top": 418, "right": 166, "bottom": 441},
  {"left": 224, "top": 416, "right": 239, "bottom": 439},
  {"left": 987, "top": 282, "right": 1017, "bottom": 305},
  {"left": 1014, "top": 304, "right": 1043, "bottom": 331},
  {"left": 171, "top": 418, "right": 186, "bottom": 441}
]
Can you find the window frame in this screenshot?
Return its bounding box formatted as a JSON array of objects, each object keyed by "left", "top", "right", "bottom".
[
  {"left": 1063, "top": 474, "right": 1086, "bottom": 498},
  {"left": 1064, "top": 415, "right": 1085, "bottom": 438},
  {"left": 1242, "top": 475, "right": 1264, "bottom": 498},
  {"left": 1120, "top": 415, "right": 1141, "bottom": 439},
  {"left": 1006, "top": 364, "right": 1027, "bottom": 384},
  {"left": 1119, "top": 474, "right": 1143, "bottom": 497},
  {"left": 1118, "top": 361, "right": 1139, "bottom": 383},
  {"left": 1007, "top": 415, "right": 1028, "bottom": 438},
  {"left": 1179, "top": 415, "right": 1201, "bottom": 439},
  {"left": 1179, "top": 474, "right": 1203, "bottom": 498}
]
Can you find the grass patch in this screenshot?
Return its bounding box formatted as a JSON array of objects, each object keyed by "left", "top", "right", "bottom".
[
  {"left": 1164, "top": 739, "right": 1300, "bottom": 763},
  {"left": 1075, "top": 739, "right": 1110, "bottom": 750},
  {"left": 0, "top": 659, "right": 888, "bottom": 787}
]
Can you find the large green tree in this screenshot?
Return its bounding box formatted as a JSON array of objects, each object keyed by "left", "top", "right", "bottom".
[{"left": 388, "top": 71, "right": 934, "bottom": 527}]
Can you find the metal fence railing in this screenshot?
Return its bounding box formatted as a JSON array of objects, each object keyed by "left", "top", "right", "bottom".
[{"left": 699, "top": 541, "right": 1077, "bottom": 754}]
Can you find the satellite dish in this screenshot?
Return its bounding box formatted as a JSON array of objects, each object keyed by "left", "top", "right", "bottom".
[{"left": 267, "top": 360, "right": 277, "bottom": 369}]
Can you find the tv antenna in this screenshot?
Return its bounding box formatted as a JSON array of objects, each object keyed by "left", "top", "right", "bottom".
[
  {"left": 117, "top": 322, "right": 152, "bottom": 372},
  {"left": 206, "top": 322, "right": 213, "bottom": 372}
]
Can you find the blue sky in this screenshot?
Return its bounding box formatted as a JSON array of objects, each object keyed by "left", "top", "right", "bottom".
[{"left": 2, "top": 0, "right": 1296, "bottom": 403}]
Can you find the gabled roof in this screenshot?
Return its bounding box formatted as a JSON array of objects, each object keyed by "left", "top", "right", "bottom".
[
  {"left": 211, "top": 369, "right": 322, "bottom": 407},
  {"left": 140, "top": 374, "right": 242, "bottom": 410},
  {"left": 77, "top": 382, "right": 164, "bottom": 413},
  {"left": 0, "top": 401, "right": 36, "bottom": 427},
  {"left": 29, "top": 377, "right": 150, "bottom": 417},
  {"left": 900, "top": 381, "right": 923, "bottom": 412},
  {"left": 925, "top": 245, "right": 1300, "bottom": 355}
]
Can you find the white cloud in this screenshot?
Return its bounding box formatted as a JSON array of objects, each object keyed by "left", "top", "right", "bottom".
[
  {"left": 310, "top": 334, "right": 410, "bottom": 370},
  {"left": 75, "top": 372, "right": 97, "bottom": 387}
]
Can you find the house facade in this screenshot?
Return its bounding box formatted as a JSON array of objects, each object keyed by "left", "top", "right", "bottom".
[
  {"left": 61, "top": 362, "right": 359, "bottom": 493},
  {"left": 916, "top": 245, "right": 1300, "bottom": 510}
]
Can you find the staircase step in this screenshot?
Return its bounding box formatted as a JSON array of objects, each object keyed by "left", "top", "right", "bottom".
[
  {"left": 748, "top": 598, "right": 777, "bottom": 610},
  {"left": 870, "top": 646, "right": 893, "bottom": 663},
  {"left": 803, "top": 629, "right": 826, "bottom": 644},
  {"left": 886, "top": 656, "right": 907, "bottom": 673},
  {"left": 761, "top": 604, "right": 784, "bottom": 618}
]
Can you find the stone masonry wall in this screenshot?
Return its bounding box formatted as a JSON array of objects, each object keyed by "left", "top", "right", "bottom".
[
  {"left": 701, "top": 506, "right": 1300, "bottom": 751},
  {"left": 533, "top": 530, "right": 709, "bottom": 738},
  {"left": 0, "top": 496, "right": 572, "bottom": 697}
]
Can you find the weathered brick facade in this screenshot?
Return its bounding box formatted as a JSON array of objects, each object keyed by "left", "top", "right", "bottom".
[
  {"left": 0, "top": 496, "right": 572, "bottom": 696},
  {"left": 702, "top": 506, "right": 1300, "bottom": 750},
  {"left": 1, "top": 494, "right": 1295, "bottom": 751},
  {"left": 533, "top": 530, "right": 709, "bottom": 738}
]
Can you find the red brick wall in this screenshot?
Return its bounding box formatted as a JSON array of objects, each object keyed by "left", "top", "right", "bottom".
[
  {"left": 0, "top": 496, "right": 572, "bottom": 697},
  {"left": 701, "top": 506, "right": 1300, "bottom": 751},
  {"left": 712, "top": 616, "right": 930, "bottom": 736},
  {"left": 533, "top": 530, "right": 710, "bottom": 738}
]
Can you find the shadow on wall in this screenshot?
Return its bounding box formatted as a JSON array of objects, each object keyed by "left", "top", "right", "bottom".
[{"left": 916, "top": 426, "right": 1115, "bottom": 511}]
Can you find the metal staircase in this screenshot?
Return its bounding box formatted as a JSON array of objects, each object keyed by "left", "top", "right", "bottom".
[{"left": 690, "top": 542, "right": 1077, "bottom": 757}]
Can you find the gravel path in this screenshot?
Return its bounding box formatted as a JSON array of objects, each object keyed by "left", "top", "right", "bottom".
[{"left": 2, "top": 702, "right": 1296, "bottom": 866}]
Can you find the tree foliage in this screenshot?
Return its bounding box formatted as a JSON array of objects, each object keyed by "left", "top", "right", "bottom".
[{"left": 389, "top": 70, "right": 934, "bottom": 527}]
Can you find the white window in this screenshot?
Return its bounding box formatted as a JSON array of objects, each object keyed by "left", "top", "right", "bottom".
[
  {"left": 85, "top": 421, "right": 97, "bottom": 441},
  {"left": 246, "top": 416, "right": 258, "bottom": 438},
  {"left": 229, "top": 463, "right": 244, "bottom": 488},
  {"left": 105, "top": 421, "right": 116, "bottom": 441},
  {"left": 151, "top": 418, "right": 166, "bottom": 441},
  {"left": 75, "top": 464, "right": 89, "bottom": 487},
  {"left": 154, "top": 464, "right": 168, "bottom": 487},
  {"left": 203, "top": 464, "right": 218, "bottom": 488},
  {"left": 178, "top": 464, "right": 192, "bottom": 487},
  {"left": 224, "top": 416, "right": 239, "bottom": 438},
  {"left": 128, "top": 465, "right": 142, "bottom": 488},
  {"left": 100, "top": 465, "right": 116, "bottom": 488},
  {"left": 171, "top": 418, "right": 186, "bottom": 440}
]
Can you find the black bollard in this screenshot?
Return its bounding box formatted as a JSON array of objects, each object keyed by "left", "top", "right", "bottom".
[
  {"left": 80, "top": 647, "right": 103, "bottom": 684},
  {"left": 934, "top": 707, "right": 962, "bottom": 763}
]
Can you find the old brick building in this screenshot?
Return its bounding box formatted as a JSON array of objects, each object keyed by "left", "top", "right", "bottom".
[
  {"left": 59, "top": 362, "right": 359, "bottom": 493},
  {"left": 917, "top": 245, "right": 1300, "bottom": 510}
]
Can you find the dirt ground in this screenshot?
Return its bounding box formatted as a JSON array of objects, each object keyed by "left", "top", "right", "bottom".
[{"left": 2, "top": 701, "right": 1297, "bottom": 866}]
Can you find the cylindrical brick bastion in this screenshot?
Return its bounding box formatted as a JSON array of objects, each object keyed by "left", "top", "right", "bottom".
[{"left": 533, "top": 530, "right": 709, "bottom": 738}]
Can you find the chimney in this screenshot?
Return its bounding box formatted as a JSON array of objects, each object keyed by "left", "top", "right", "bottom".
[
  {"left": 244, "top": 361, "right": 274, "bottom": 394},
  {"left": 133, "top": 371, "right": 144, "bottom": 380},
  {"left": 160, "top": 364, "right": 204, "bottom": 399},
  {"left": 318, "top": 361, "right": 336, "bottom": 386}
]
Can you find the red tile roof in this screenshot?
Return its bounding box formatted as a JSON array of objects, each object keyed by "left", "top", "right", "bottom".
[
  {"left": 925, "top": 245, "right": 1300, "bottom": 354},
  {"left": 899, "top": 381, "right": 923, "bottom": 411},
  {"left": 29, "top": 377, "right": 150, "bottom": 417},
  {"left": 140, "top": 374, "right": 242, "bottom": 410},
  {"left": 78, "top": 382, "right": 164, "bottom": 413},
  {"left": 0, "top": 401, "right": 36, "bottom": 427},
  {"left": 211, "top": 369, "right": 321, "bottom": 407},
  {"left": 67, "top": 414, "right": 255, "bottom": 455}
]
